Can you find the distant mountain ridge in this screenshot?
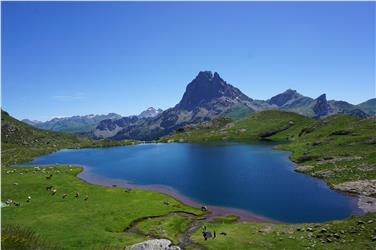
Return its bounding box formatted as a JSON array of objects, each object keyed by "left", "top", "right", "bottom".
[
  {"left": 24, "top": 113, "right": 122, "bottom": 133},
  {"left": 23, "top": 71, "right": 375, "bottom": 140},
  {"left": 92, "top": 71, "right": 375, "bottom": 141}
]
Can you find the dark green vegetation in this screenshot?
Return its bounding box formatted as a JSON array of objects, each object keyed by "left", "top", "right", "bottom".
[
  {"left": 1, "top": 224, "right": 61, "bottom": 250},
  {"left": 1, "top": 110, "right": 137, "bottom": 167},
  {"left": 1, "top": 166, "right": 203, "bottom": 249}
]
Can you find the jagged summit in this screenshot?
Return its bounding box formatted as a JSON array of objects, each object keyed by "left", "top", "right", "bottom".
[
  {"left": 138, "top": 107, "right": 163, "bottom": 118},
  {"left": 313, "top": 94, "right": 333, "bottom": 118},
  {"left": 176, "top": 71, "right": 251, "bottom": 111}
]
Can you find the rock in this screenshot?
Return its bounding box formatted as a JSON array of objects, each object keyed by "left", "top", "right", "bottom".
[
  {"left": 320, "top": 228, "right": 328, "bottom": 233},
  {"left": 238, "top": 128, "right": 247, "bottom": 133},
  {"left": 125, "top": 239, "right": 181, "bottom": 250},
  {"left": 334, "top": 180, "right": 376, "bottom": 196},
  {"left": 313, "top": 169, "right": 334, "bottom": 178},
  {"left": 358, "top": 196, "right": 376, "bottom": 213},
  {"left": 295, "top": 166, "right": 314, "bottom": 173},
  {"left": 359, "top": 164, "right": 376, "bottom": 172},
  {"left": 313, "top": 94, "right": 333, "bottom": 118}
]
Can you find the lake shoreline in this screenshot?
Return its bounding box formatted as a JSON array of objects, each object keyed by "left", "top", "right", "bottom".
[
  {"left": 17, "top": 141, "right": 365, "bottom": 224},
  {"left": 77, "top": 167, "right": 277, "bottom": 223}
]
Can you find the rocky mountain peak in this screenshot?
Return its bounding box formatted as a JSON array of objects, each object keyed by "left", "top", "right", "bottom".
[
  {"left": 176, "top": 71, "right": 251, "bottom": 111},
  {"left": 313, "top": 94, "right": 333, "bottom": 117},
  {"left": 268, "top": 89, "right": 302, "bottom": 107},
  {"left": 138, "top": 107, "right": 163, "bottom": 118}
]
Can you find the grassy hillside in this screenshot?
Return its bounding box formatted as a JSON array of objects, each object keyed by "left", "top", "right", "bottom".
[
  {"left": 190, "top": 214, "right": 376, "bottom": 250},
  {"left": 161, "top": 110, "right": 317, "bottom": 143},
  {"left": 1, "top": 166, "right": 203, "bottom": 249},
  {"left": 162, "top": 110, "right": 376, "bottom": 187},
  {"left": 1, "top": 110, "right": 137, "bottom": 167},
  {"left": 276, "top": 115, "right": 376, "bottom": 186}
]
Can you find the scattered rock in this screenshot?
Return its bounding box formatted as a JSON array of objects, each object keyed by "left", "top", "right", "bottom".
[
  {"left": 313, "top": 170, "right": 334, "bottom": 178},
  {"left": 359, "top": 164, "right": 376, "bottom": 172},
  {"left": 125, "top": 239, "right": 181, "bottom": 250},
  {"left": 295, "top": 166, "right": 314, "bottom": 173},
  {"left": 238, "top": 128, "right": 247, "bottom": 133},
  {"left": 334, "top": 180, "right": 376, "bottom": 196}
]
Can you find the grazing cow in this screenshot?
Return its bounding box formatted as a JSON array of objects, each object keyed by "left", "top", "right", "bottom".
[
  {"left": 75, "top": 192, "right": 80, "bottom": 198},
  {"left": 202, "top": 231, "right": 213, "bottom": 241},
  {"left": 46, "top": 174, "right": 53, "bottom": 180},
  {"left": 46, "top": 186, "right": 53, "bottom": 190},
  {"left": 201, "top": 206, "right": 208, "bottom": 212},
  {"left": 26, "top": 196, "right": 31, "bottom": 202},
  {"left": 220, "top": 232, "right": 227, "bottom": 236},
  {"left": 51, "top": 189, "right": 57, "bottom": 195},
  {"left": 84, "top": 195, "right": 89, "bottom": 201},
  {"left": 62, "top": 194, "right": 68, "bottom": 199}
]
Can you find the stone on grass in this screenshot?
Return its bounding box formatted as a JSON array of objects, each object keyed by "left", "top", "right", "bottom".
[{"left": 125, "top": 239, "right": 181, "bottom": 250}]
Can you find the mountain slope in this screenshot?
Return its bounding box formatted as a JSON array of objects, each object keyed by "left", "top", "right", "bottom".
[
  {"left": 356, "top": 98, "right": 376, "bottom": 115},
  {"left": 93, "top": 71, "right": 271, "bottom": 140},
  {"left": 1, "top": 110, "right": 135, "bottom": 166},
  {"left": 26, "top": 113, "right": 122, "bottom": 133}
]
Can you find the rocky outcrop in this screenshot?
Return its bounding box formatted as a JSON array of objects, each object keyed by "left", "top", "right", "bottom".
[
  {"left": 358, "top": 196, "right": 376, "bottom": 213},
  {"left": 313, "top": 94, "right": 333, "bottom": 118},
  {"left": 295, "top": 165, "right": 314, "bottom": 173},
  {"left": 125, "top": 239, "right": 181, "bottom": 250},
  {"left": 334, "top": 180, "right": 376, "bottom": 197}
]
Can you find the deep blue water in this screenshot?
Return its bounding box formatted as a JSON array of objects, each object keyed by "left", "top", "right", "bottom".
[{"left": 24, "top": 143, "right": 357, "bottom": 223}]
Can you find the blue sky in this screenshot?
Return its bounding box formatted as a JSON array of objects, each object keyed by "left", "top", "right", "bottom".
[{"left": 2, "top": 2, "right": 375, "bottom": 121}]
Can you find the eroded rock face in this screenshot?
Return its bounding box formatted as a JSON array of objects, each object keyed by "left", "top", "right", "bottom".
[
  {"left": 313, "top": 94, "right": 333, "bottom": 118},
  {"left": 334, "top": 180, "right": 376, "bottom": 197},
  {"left": 125, "top": 239, "right": 181, "bottom": 250}
]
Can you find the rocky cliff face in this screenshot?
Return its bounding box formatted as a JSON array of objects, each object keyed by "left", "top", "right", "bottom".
[
  {"left": 313, "top": 94, "right": 333, "bottom": 118},
  {"left": 176, "top": 71, "right": 251, "bottom": 111}
]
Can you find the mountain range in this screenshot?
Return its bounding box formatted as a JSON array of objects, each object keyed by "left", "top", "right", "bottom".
[
  {"left": 22, "top": 107, "right": 162, "bottom": 134},
  {"left": 24, "top": 71, "right": 375, "bottom": 140}
]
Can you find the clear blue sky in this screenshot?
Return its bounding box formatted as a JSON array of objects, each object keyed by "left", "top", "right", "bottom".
[{"left": 2, "top": 1, "right": 375, "bottom": 121}]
